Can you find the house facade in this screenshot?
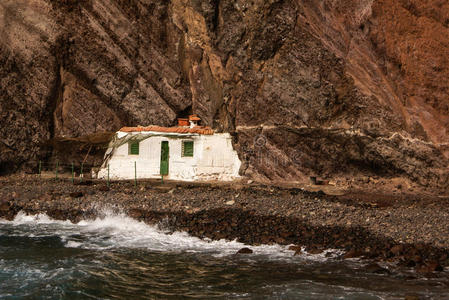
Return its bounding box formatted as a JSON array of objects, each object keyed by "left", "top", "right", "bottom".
[{"left": 96, "top": 116, "right": 241, "bottom": 181}]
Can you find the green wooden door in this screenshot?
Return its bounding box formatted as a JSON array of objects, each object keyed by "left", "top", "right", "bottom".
[{"left": 160, "top": 141, "right": 169, "bottom": 175}]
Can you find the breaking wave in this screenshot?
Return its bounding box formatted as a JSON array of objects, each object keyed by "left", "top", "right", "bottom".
[
  {"left": 1, "top": 211, "right": 448, "bottom": 299},
  {"left": 0, "top": 210, "right": 340, "bottom": 260}
]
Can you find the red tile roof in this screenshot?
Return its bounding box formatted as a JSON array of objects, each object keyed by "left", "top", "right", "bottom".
[
  {"left": 119, "top": 125, "right": 214, "bottom": 135},
  {"left": 189, "top": 115, "right": 201, "bottom": 121}
]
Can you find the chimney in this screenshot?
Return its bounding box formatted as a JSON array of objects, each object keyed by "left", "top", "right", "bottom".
[
  {"left": 177, "top": 118, "right": 189, "bottom": 127},
  {"left": 188, "top": 115, "right": 201, "bottom": 128}
]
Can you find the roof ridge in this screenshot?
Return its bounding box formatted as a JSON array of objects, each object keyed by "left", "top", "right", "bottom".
[{"left": 119, "top": 125, "right": 214, "bottom": 135}]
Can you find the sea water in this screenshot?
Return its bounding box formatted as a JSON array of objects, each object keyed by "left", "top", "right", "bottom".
[{"left": 0, "top": 211, "right": 448, "bottom": 299}]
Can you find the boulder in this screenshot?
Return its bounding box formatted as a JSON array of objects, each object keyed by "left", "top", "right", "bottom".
[
  {"left": 404, "top": 296, "right": 420, "bottom": 300},
  {"left": 390, "top": 244, "right": 404, "bottom": 256},
  {"left": 69, "top": 191, "right": 83, "bottom": 198},
  {"left": 307, "top": 248, "right": 324, "bottom": 255},
  {"left": 237, "top": 247, "right": 253, "bottom": 254},
  {"left": 288, "top": 245, "right": 302, "bottom": 256},
  {"left": 416, "top": 261, "right": 444, "bottom": 273},
  {"left": 128, "top": 209, "right": 143, "bottom": 219},
  {"left": 365, "top": 263, "right": 390, "bottom": 274},
  {"left": 343, "top": 248, "right": 363, "bottom": 259},
  {"left": 0, "top": 201, "right": 10, "bottom": 211},
  {"left": 98, "top": 185, "right": 110, "bottom": 192}
]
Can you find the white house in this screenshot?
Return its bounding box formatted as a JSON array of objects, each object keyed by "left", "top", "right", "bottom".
[{"left": 95, "top": 116, "right": 241, "bottom": 181}]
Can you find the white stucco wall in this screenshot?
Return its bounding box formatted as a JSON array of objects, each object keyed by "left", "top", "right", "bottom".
[{"left": 96, "top": 131, "right": 241, "bottom": 181}]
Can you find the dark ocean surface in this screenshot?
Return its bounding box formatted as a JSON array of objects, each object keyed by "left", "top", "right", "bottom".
[{"left": 0, "top": 212, "right": 448, "bottom": 299}]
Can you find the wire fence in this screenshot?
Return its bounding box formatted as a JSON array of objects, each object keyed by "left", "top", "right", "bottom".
[
  {"left": 30, "top": 161, "right": 164, "bottom": 187},
  {"left": 33, "top": 161, "right": 97, "bottom": 183}
]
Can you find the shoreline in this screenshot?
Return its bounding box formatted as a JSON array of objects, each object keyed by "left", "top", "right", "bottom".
[{"left": 1, "top": 174, "right": 448, "bottom": 275}]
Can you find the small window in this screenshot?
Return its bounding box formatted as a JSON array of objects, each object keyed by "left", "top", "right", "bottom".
[
  {"left": 182, "top": 141, "right": 194, "bottom": 157},
  {"left": 129, "top": 141, "right": 139, "bottom": 155}
]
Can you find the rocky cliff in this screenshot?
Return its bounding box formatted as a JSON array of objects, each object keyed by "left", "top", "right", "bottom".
[{"left": 1, "top": 0, "right": 448, "bottom": 188}]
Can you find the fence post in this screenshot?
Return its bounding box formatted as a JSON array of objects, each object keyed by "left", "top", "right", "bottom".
[
  {"left": 71, "top": 162, "right": 74, "bottom": 184},
  {"left": 55, "top": 161, "right": 59, "bottom": 180},
  {"left": 107, "top": 164, "right": 110, "bottom": 187},
  {"left": 134, "top": 161, "right": 137, "bottom": 187},
  {"left": 39, "top": 160, "right": 42, "bottom": 178},
  {"left": 80, "top": 163, "right": 84, "bottom": 182}
]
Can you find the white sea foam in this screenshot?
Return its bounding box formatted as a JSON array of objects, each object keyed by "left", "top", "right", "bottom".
[
  {"left": 0, "top": 211, "right": 73, "bottom": 225},
  {"left": 0, "top": 210, "right": 340, "bottom": 261}
]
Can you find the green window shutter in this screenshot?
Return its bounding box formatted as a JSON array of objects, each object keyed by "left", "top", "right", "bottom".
[
  {"left": 182, "top": 141, "right": 194, "bottom": 157},
  {"left": 129, "top": 142, "right": 139, "bottom": 155}
]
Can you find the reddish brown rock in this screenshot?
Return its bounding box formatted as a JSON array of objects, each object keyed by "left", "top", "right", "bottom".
[
  {"left": 343, "top": 248, "right": 364, "bottom": 259},
  {"left": 98, "top": 186, "right": 110, "bottom": 192},
  {"left": 390, "top": 244, "right": 405, "bottom": 256},
  {"left": 288, "top": 245, "right": 302, "bottom": 256},
  {"left": 0, "top": 201, "right": 10, "bottom": 211},
  {"left": 417, "top": 261, "right": 444, "bottom": 273},
  {"left": 128, "top": 209, "right": 144, "bottom": 219},
  {"left": 307, "top": 247, "right": 324, "bottom": 255},
  {"left": 1, "top": 0, "right": 449, "bottom": 190}
]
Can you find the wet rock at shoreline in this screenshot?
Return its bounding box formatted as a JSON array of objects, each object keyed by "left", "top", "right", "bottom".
[
  {"left": 343, "top": 248, "right": 363, "bottom": 259},
  {"left": 364, "top": 263, "right": 390, "bottom": 274},
  {"left": 416, "top": 261, "right": 444, "bottom": 274},
  {"left": 1, "top": 175, "right": 449, "bottom": 276},
  {"left": 288, "top": 245, "right": 302, "bottom": 256},
  {"left": 404, "top": 295, "right": 420, "bottom": 300},
  {"left": 128, "top": 209, "right": 144, "bottom": 219},
  {"left": 306, "top": 247, "right": 324, "bottom": 255},
  {"left": 237, "top": 248, "right": 253, "bottom": 254}
]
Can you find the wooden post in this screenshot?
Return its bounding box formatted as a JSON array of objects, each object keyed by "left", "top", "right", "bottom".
[
  {"left": 80, "top": 163, "right": 84, "bottom": 182},
  {"left": 71, "top": 162, "right": 74, "bottom": 184},
  {"left": 55, "top": 161, "right": 59, "bottom": 180},
  {"left": 107, "top": 164, "right": 110, "bottom": 187},
  {"left": 134, "top": 161, "right": 137, "bottom": 187}
]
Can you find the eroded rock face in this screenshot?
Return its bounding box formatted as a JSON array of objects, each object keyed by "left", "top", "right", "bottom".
[{"left": 1, "top": 0, "right": 448, "bottom": 188}]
